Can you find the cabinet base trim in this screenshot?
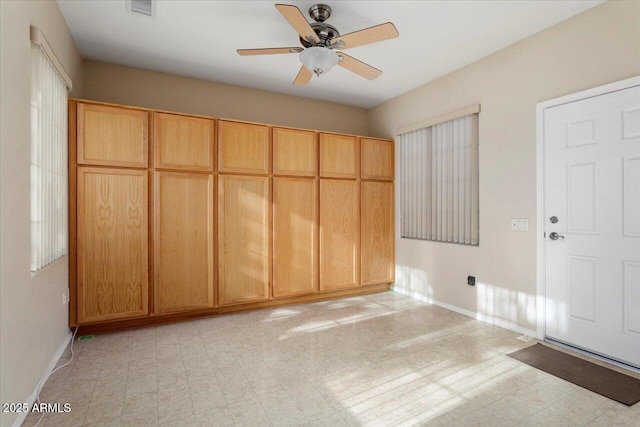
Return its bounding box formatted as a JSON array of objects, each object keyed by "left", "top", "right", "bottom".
[{"left": 74, "top": 284, "right": 391, "bottom": 334}]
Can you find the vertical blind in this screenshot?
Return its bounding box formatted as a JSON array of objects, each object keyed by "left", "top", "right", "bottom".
[
  {"left": 399, "top": 113, "right": 479, "bottom": 245},
  {"left": 30, "top": 43, "right": 69, "bottom": 272}
]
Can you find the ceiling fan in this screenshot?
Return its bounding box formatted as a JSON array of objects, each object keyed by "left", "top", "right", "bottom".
[{"left": 237, "top": 3, "right": 399, "bottom": 85}]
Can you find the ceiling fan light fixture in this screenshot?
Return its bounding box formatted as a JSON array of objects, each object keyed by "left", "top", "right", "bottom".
[
  {"left": 299, "top": 46, "right": 339, "bottom": 77},
  {"left": 237, "top": 4, "right": 398, "bottom": 85}
]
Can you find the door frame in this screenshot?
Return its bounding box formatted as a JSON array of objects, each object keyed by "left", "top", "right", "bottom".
[{"left": 535, "top": 75, "right": 640, "bottom": 340}]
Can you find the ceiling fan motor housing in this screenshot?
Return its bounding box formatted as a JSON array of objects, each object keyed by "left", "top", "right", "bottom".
[
  {"left": 300, "top": 22, "right": 340, "bottom": 48},
  {"left": 299, "top": 4, "right": 341, "bottom": 48},
  {"left": 309, "top": 4, "right": 332, "bottom": 22}
]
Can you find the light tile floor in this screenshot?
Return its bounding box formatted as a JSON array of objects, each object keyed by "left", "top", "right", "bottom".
[{"left": 23, "top": 291, "right": 640, "bottom": 426}]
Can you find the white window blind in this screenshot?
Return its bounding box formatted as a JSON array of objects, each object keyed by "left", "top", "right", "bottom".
[
  {"left": 30, "top": 39, "right": 70, "bottom": 272},
  {"left": 399, "top": 113, "right": 479, "bottom": 245}
]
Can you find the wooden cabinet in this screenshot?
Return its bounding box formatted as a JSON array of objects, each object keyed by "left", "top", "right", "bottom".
[
  {"left": 70, "top": 99, "right": 394, "bottom": 331},
  {"left": 218, "top": 121, "right": 269, "bottom": 174},
  {"left": 77, "top": 167, "right": 148, "bottom": 323},
  {"left": 360, "top": 138, "right": 394, "bottom": 285},
  {"left": 77, "top": 103, "right": 148, "bottom": 167},
  {"left": 319, "top": 179, "right": 359, "bottom": 291},
  {"left": 320, "top": 133, "right": 358, "bottom": 179},
  {"left": 218, "top": 175, "right": 270, "bottom": 304},
  {"left": 361, "top": 138, "right": 394, "bottom": 181},
  {"left": 154, "top": 113, "right": 215, "bottom": 171},
  {"left": 273, "top": 127, "right": 317, "bottom": 176},
  {"left": 273, "top": 178, "right": 317, "bottom": 297},
  {"left": 154, "top": 172, "right": 214, "bottom": 313},
  {"left": 361, "top": 182, "right": 394, "bottom": 286}
]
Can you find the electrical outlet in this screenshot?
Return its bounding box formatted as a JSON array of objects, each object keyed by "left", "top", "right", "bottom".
[
  {"left": 467, "top": 276, "right": 476, "bottom": 286},
  {"left": 62, "top": 290, "right": 69, "bottom": 306}
]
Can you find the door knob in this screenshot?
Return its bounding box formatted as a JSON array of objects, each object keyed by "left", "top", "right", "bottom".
[{"left": 549, "top": 232, "right": 565, "bottom": 240}]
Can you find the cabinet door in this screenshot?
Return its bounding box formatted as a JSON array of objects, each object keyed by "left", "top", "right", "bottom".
[
  {"left": 361, "top": 182, "right": 394, "bottom": 286},
  {"left": 319, "top": 179, "right": 359, "bottom": 291},
  {"left": 77, "top": 167, "right": 148, "bottom": 323},
  {"left": 273, "top": 178, "right": 317, "bottom": 297},
  {"left": 319, "top": 133, "right": 358, "bottom": 178},
  {"left": 218, "top": 175, "right": 270, "bottom": 304},
  {"left": 218, "top": 121, "right": 269, "bottom": 174},
  {"left": 155, "top": 172, "right": 214, "bottom": 313},
  {"left": 154, "top": 113, "right": 215, "bottom": 171},
  {"left": 361, "top": 138, "right": 394, "bottom": 181},
  {"left": 273, "top": 127, "right": 317, "bottom": 176},
  {"left": 77, "top": 103, "right": 148, "bottom": 167}
]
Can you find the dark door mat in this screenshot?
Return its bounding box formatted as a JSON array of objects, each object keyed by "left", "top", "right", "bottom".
[{"left": 507, "top": 343, "right": 640, "bottom": 406}]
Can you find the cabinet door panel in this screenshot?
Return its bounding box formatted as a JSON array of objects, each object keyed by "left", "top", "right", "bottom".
[
  {"left": 320, "top": 133, "right": 358, "bottom": 178},
  {"left": 154, "top": 113, "right": 215, "bottom": 171},
  {"left": 320, "top": 179, "right": 359, "bottom": 291},
  {"left": 361, "top": 138, "right": 394, "bottom": 181},
  {"left": 273, "top": 128, "right": 317, "bottom": 176},
  {"left": 155, "top": 172, "right": 214, "bottom": 313},
  {"left": 361, "top": 182, "right": 394, "bottom": 285},
  {"left": 77, "top": 167, "right": 148, "bottom": 323},
  {"left": 219, "top": 175, "right": 270, "bottom": 304},
  {"left": 78, "top": 103, "right": 148, "bottom": 167},
  {"left": 273, "top": 178, "right": 317, "bottom": 297},
  {"left": 218, "top": 121, "right": 269, "bottom": 174}
]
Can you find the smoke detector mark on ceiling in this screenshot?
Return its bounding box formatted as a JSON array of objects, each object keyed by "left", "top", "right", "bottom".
[{"left": 126, "top": 0, "right": 154, "bottom": 17}]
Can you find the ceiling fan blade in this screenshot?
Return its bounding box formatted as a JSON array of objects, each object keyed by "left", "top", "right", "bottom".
[
  {"left": 237, "top": 47, "right": 303, "bottom": 56},
  {"left": 332, "top": 22, "right": 399, "bottom": 49},
  {"left": 337, "top": 53, "right": 382, "bottom": 80},
  {"left": 275, "top": 4, "right": 320, "bottom": 44},
  {"left": 293, "top": 66, "right": 312, "bottom": 86}
]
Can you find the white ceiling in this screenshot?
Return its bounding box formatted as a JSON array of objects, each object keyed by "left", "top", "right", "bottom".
[{"left": 57, "top": 0, "right": 603, "bottom": 109}]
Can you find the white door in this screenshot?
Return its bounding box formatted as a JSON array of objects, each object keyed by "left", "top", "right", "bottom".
[{"left": 544, "top": 84, "right": 640, "bottom": 368}]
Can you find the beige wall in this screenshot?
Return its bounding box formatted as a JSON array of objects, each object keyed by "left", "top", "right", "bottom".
[
  {"left": 82, "top": 60, "right": 369, "bottom": 135},
  {"left": 369, "top": 0, "right": 640, "bottom": 332},
  {"left": 0, "top": 1, "right": 83, "bottom": 426}
]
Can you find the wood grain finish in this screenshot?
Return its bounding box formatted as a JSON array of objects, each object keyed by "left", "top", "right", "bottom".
[
  {"left": 69, "top": 99, "right": 394, "bottom": 331},
  {"left": 361, "top": 138, "right": 394, "bottom": 181},
  {"left": 218, "top": 175, "right": 270, "bottom": 305},
  {"left": 273, "top": 178, "right": 318, "bottom": 298},
  {"left": 361, "top": 182, "right": 394, "bottom": 286},
  {"left": 333, "top": 22, "right": 399, "bottom": 50},
  {"left": 77, "top": 103, "right": 148, "bottom": 167},
  {"left": 319, "top": 179, "right": 359, "bottom": 291},
  {"left": 337, "top": 53, "right": 383, "bottom": 81},
  {"left": 154, "top": 172, "right": 214, "bottom": 314},
  {"left": 319, "top": 133, "right": 358, "bottom": 178},
  {"left": 273, "top": 127, "right": 317, "bottom": 176},
  {"left": 293, "top": 66, "right": 313, "bottom": 86},
  {"left": 237, "top": 47, "right": 302, "bottom": 56},
  {"left": 154, "top": 113, "right": 215, "bottom": 171},
  {"left": 274, "top": 4, "right": 320, "bottom": 43},
  {"left": 218, "top": 121, "right": 269, "bottom": 174},
  {"left": 77, "top": 167, "right": 148, "bottom": 323}
]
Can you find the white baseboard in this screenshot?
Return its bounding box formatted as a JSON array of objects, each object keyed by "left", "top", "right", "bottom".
[
  {"left": 12, "top": 331, "right": 72, "bottom": 427},
  {"left": 392, "top": 286, "right": 536, "bottom": 337}
]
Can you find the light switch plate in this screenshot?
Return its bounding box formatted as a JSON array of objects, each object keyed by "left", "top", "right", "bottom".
[{"left": 511, "top": 218, "right": 529, "bottom": 231}]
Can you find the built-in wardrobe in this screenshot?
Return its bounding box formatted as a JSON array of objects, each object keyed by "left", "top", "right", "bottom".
[{"left": 68, "top": 99, "right": 394, "bottom": 332}]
